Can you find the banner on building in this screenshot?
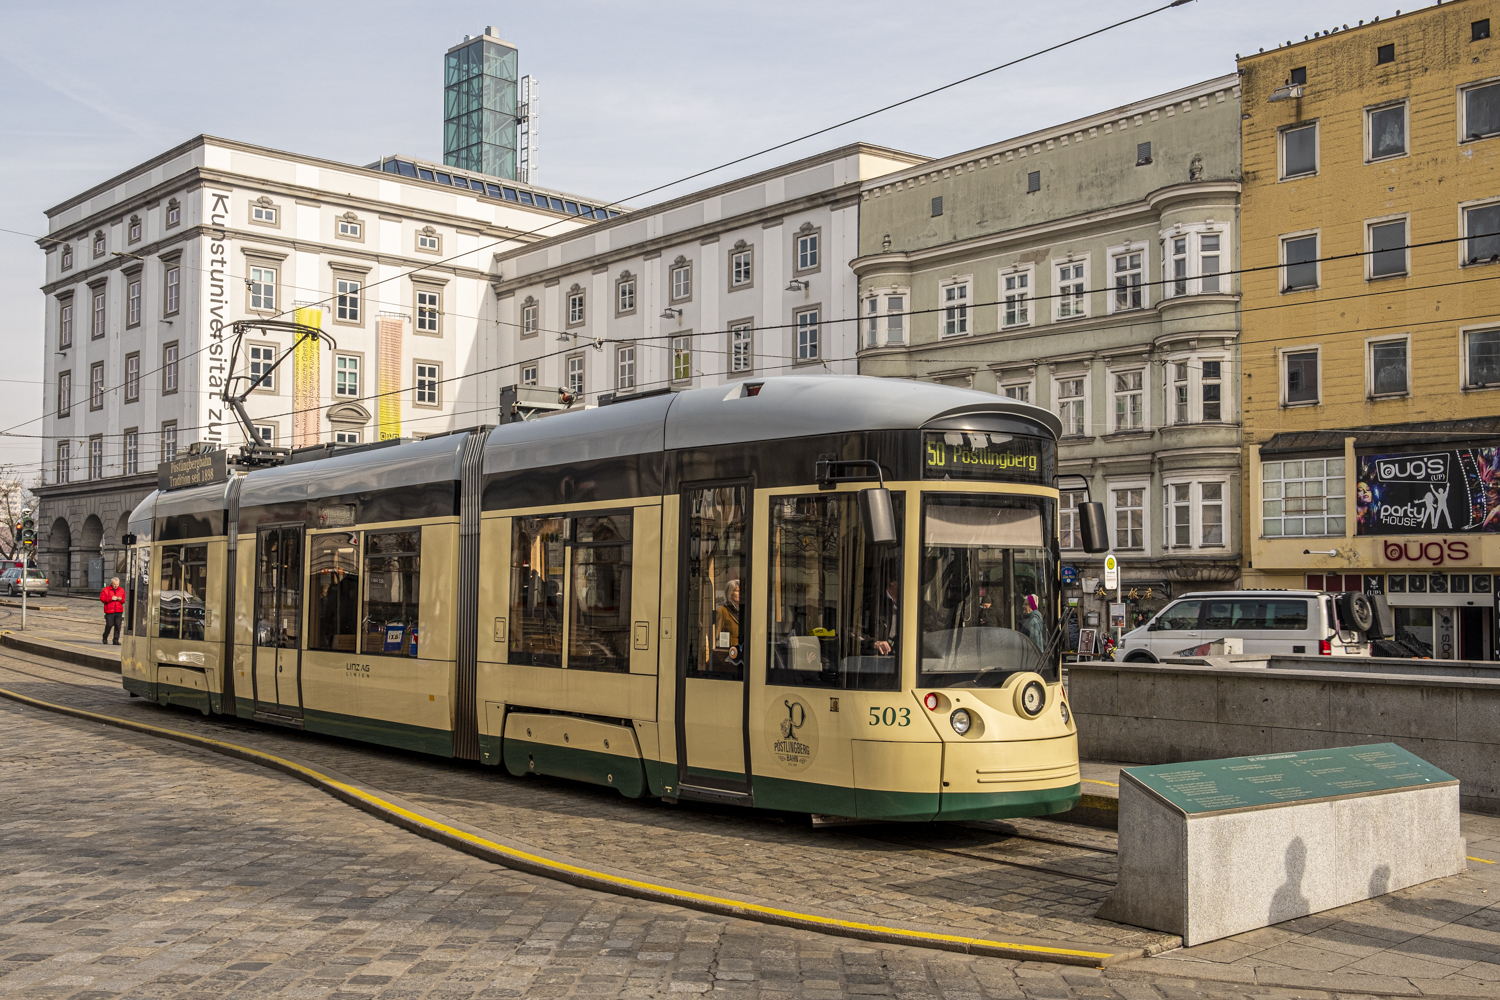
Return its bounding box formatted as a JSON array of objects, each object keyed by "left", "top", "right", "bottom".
[
  {"left": 378, "top": 316, "right": 403, "bottom": 440},
  {"left": 293, "top": 307, "right": 323, "bottom": 448},
  {"left": 1356, "top": 449, "right": 1500, "bottom": 534}
]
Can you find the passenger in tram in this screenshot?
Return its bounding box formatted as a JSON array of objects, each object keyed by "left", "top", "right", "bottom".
[
  {"left": 715, "top": 578, "right": 742, "bottom": 667},
  {"left": 1020, "top": 594, "right": 1046, "bottom": 652},
  {"left": 870, "top": 578, "right": 899, "bottom": 656}
]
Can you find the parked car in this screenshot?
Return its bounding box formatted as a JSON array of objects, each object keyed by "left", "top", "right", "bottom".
[
  {"left": 1113, "top": 589, "right": 1372, "bottom": 662},
  {"left": 1, "top": 567, "right": 49, "bottom": 597}
]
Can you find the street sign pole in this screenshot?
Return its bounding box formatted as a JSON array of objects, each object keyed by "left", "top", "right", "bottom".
[
  {"left": 20, "top": 557, "right": 27, "bottom": 633},
  {"left": 1103, "top": 554, "right": 1121, "bottom": 652}
]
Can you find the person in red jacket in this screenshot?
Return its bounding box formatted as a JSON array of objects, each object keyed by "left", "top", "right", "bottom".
[{"left": 100, "top": 577, "right": 126, "bottom": 645}]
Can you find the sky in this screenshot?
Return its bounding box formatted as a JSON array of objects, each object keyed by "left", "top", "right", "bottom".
[{"left": 0, "top": 0, "right": 1410, "bottom": 477}]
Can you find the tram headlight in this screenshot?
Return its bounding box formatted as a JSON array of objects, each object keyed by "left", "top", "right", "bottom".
[
  {"left": 1059, "top": 700, "right": 1071, "bottom": 725},
  {"left": 1019, "top": 680, "right": 1047, "bottom": 718},
  {"left": 949, "top": 708, "right": 972, "bottom": 735}
]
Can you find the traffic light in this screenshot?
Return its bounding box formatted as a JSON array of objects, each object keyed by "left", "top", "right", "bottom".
[{"left": 20, "top": 514, "right": 34, "bottom": 547}]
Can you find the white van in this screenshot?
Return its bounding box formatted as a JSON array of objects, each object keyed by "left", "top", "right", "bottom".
[{"left": 1113, "top": 589, "right": 1372, "bottom": 662}]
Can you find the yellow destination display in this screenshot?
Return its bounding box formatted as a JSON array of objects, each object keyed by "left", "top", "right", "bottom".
[
  {"left": 922, "top": 431, "right": 1048, "bottom": 483},
  {"left": 1126, "top": 743, "right": 1455, "bottom": 814}
]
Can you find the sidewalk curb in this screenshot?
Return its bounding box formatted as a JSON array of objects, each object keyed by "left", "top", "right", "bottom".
[
  {"left": 0, "top": 631, "right": 120, "bottom": 673},
  {"left": 0, "top": 683, "right": 1153, "bottom": 969}
]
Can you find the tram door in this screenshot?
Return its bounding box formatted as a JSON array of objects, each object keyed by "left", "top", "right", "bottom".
[
  {"left": 253, "top": 525, "right": 306, "bottom": 721},
  {"left": 675, "top": 484, "right": 751, "bottom": 795}
]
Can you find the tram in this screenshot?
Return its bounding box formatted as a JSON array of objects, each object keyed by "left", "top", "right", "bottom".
[{"left": 121, "top": 375, "right": 1107, "bottom": 821}]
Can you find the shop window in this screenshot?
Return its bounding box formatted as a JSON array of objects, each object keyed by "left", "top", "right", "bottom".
[
  {"left": 1262, "top": 458, "right": 1346, "bottom": 537},
  {"left": 363, "top": 530, "right": 421, "bottom": 656}
]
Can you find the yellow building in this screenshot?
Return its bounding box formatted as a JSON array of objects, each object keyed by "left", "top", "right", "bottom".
[{"left": 1239, "top": 1, "right": 1500, "bottom": 658}]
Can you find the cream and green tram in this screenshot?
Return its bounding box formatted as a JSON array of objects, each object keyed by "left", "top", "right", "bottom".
[{"left": 122, "top": 375, "right": 1095, "bottom": 822}]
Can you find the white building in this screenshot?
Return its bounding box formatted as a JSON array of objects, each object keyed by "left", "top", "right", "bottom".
[
  {"left": 35, "top": 134, "right": 608, "bottom": 588},
  {"left": 483, "top": 144, "right": 926, "bottom": 404}
]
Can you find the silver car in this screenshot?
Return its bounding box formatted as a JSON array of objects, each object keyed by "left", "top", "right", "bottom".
[{"left": 1, "top": 568, "right": 49, "bottom": 597}]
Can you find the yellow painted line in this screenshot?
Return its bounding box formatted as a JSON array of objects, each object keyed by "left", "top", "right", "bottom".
[
  {"left": 1468, "top": 856, "right": 1495, "bottom": 864},
  {"left": 0, "top": 684, "right": 1122, "bottom": 964},
  {"left": 1082, "top": 779, "right": 1118, "bottom": 787}
]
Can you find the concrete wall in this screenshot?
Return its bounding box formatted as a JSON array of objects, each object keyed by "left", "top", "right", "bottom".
[{"left": 1069, "top": 660, "right": 1500, "bottom": 814}]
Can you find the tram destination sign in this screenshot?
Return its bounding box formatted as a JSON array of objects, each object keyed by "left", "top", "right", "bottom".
[
  {"left": 922, "top": 431, "right": 1047, "bottom": 483},
  {"left": 158, "top": 451, "right": 228, "bottom": 492},
  {"left": 1125, "top": 743, "right": 1455, "bottom": 815}
]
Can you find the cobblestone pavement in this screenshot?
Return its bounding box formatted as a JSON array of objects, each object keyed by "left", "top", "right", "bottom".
[
  {"left": 0, "top": 649, "right": 1165, "bottom": 957},
  {"left": 0, "top": 694, "right": 1361, "bottom": 1000},
  {"left": 4, "top": 638, "right": 1500, "bottom": 998}
]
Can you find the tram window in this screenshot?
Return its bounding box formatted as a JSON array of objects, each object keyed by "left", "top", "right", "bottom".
[
  {"left": 131, "top": 546, "right": 151, "bottom": 636},
  {"left": 1203, "top": 599, "right": 1307, "bottom": 631},
  {"left": 158, "top": 544, "right": 207, "bottom": 641},
  {"left": 916, "top": 495, "right": 1056, "bottom": 688},
  {"left": 363, "top": 530, "right": 421, "bottom": 657},
  {"left": 511, "top": 513, "right": 634, "bottom": 672},
  {"left": 685, "top": 486, "right": 749, "bottom": 681},
  {"left": 767, "top": 493, "right": 904, "bottom": 691},
  {"left": 310, "top": 533, "right": 361, "bottom": 651}
]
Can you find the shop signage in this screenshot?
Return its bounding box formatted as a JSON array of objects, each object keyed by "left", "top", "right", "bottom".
[
  {"left": 1062, "top": 566, "right": 1078, "bottom": 587},
  {"left": 1374, "top": 537, "right": 1479, "bottom": 568},
  {"left": 1109, "top": 602, "right": 1127, "bottom": 628},
  {"left": 157, "top": 451, "right": 228, "bottom": 492},
  {"left": 1357, "top": 449, "right": 1500, "bottom": 535}
]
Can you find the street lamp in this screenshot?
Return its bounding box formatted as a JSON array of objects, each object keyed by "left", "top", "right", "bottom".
[
  {"left": 786, "top": 278, "right": 810, "bottom": 292},
  {"left": 660, "top": 307, "right": 683, "bottom": 321}
]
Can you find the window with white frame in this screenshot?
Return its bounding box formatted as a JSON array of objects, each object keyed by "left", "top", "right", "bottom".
[
  {"left": 166, "top": 201, "right": 180, "bottom": 227},
  {"left": 1001, "top": 382, "right": 1031, "bottom": 403},
  {"left": 417, "top": 229, "right": 441, "bottom": 252},
  {"left": 335, "top": 355, "right": 360, "bottom": 396},
  {"left": 1001, "top": 267, "right": 1031, "bottom": 327},
  {"left": 334, "top": 430, "right": 360, "bottom": 445},
  {"left": 1113, "top": 487, "right": 1145, "bottom": 549},
  {"left": 1462, "top": 80, "right": 1500, "bottom": 142},
  {"left": 1056, "top": 377, "right": 1085, "bottom": 436},
  {"left": 671, "top": 262, "right": 692, "bottom": 301},
  {"left": 796, "top": 230, "right": 820, "bottom": 271},
  {"left": 730, "top": 247, "right": 753, "bottom": 288},
  {"left": 124, "top": 353, "right": 139, "bottom": 402},
  {"left": 1466, "top": 328, "right": 1500, "bottom": 388},
  {"left": 91, "top": 288, "right": 105, "bottom": 338},
  {"left": 796, "top": 308, "right": 820, "bottom": 360},
  {"left": 1284, "top": 349, "right": 1320, "bottom": 404},
  {"left": 1112, "top": 250, "right": 1143, "bottom": 310},
  {"left": 414, "top": 362, "right": 439, "bottom": 405},
  {"left": 1056, "top": 261, "right": 1086, "bottom": 318},
  {"left": 566, "top": 354, "right": 585, "bottom": 396},
  {"left": 616, "top": 277, "right": 636, "bottom": 314},
  {"left": 249, "top": 344, "right": 276, "bottom": 391},
  {"left": 616, "top": 346, "right": 636, "bottom": 389},
  {"left": 670, "top": 335, "right": 692, "bottom": 382},
  {"left": 1200, "top": 234, "right": 1222, "bottom": 292},
  {"left": 61, "top": 245, "right": 73, "bottom": 270},
  {"left": 59, "top": 298, "right": 73, "bottom": 349},
  {"left": 336, "top": 278, "right": 361, "bottom": 323},
  {"left": 338, "top": 217, "right": 362, "bottom": 239},
  {"left": 164, "top": 265, "right": 180, "bottom": 314},
  {"left": 521, "top": 364, "right": 538, "bottom": 387},
  {"left": 1281, "top": 122, "right": 1318, "bottom": 178},
  {"left": 416, "top": 289, "right": 441, "bottom": 333},
  {"left": 90, "top": 362, "right": 104, "bottom": 410},
  {"left": 1059, "top": 491, "right": 1086, "bottom": 549},
  {"left": 254, "top": 425, "right": 277, "bottom": 448},
  {"left": 1166, "top": 482, "right": 1226, "bottom": 548},
  {"left": 1202, "top": 360, "right": 1223, "bottom": 420},
  {"left": 1369, "top": 338, "right": 1409, "bottom": 396},
  {"left": 1262, "top": 457, "right": 1345, "bottom": 537},
  {"left": 163, "top": 343, "right": 178, "bottom": 394},
  {"left": 1368, "top": 102, "right": 1407, "bottom": 160},
  {"left": 1202, "top": 483, "right": 1225, "bottom": 546},
  {"left": 124, "top": 429, "right": 138, "bottom": 475},
  {"left": 567, "top": 288, "right": 585, "bottom": 326},
  {"left": 56, "top": 441, "right": 70, "bottom": 484},
  {"left": 57, "top": 371, "right": 71, "bottom": 417},
  {"left": 1171, "top": 363, "right": 1190, "bottom": 424},
  {"left": 1369, "top": 218, "right": 1407, "bottom": 278},
  {"left": 1463, "top": 202, "right": 1500, "bottom": 265},
  {"left": 126, "top": 276, "right": 141, "bottom": 326},
  {"left": 1167, "top": 483, "right": 1192, "bottom": 548},
  {"left": 128, "top": 216, "right": 141, "bottom": 243},
  {"left": 863, "top": 291, "right": 907, "bottom": 346},
  {"left": 1112, "top": 370, "right": 1144, "bottom": 431},
  {"left": 1169, "top": 237, "right": 1189, "bottom": 296},
  {"left": 521, "top": 300, "right": 538, "bottom": 336},
  {"left": 252, "top": 202, "right": 277, "bottom": 225},
  {"left": 162, "top": 422, "right": 178, "bottom": 462},
  {"left": 1283, "top": 233, "right": 1319, "bottom": 290},
  {"left": 92, "top": 231, "right": 105, "bottom": 257},
  {"left": 730, "top": 322, "right": 753, "bottom": 373},
  {"left": 249, "top": 265, "right": 276, "bottom": 311},
  {"left": 940, "top": 279, "right": 970, "bottom": 337}
]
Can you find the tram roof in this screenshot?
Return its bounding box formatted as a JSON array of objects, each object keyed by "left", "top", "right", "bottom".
[
  {"left": 481, "top": 375, "right": 1060, "bottom": 476},
  {"left": 238, "top": 432, "right": 470, "bottom": 509}
]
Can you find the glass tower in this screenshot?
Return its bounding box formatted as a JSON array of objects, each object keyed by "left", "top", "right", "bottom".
[{"left": 444, "top": 31, "right": 518, "bottom": 179}]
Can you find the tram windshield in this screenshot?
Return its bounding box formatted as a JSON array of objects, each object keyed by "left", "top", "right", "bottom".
[{"left": 917, "top": 494, "right": 1056, "bottom": 688}]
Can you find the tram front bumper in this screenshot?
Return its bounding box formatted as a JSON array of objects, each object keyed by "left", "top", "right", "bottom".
[{"left": 936, "top": 734, "right": 1082, "bottom": 821}]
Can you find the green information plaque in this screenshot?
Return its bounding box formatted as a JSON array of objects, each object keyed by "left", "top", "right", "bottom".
[{"left": 1124, "top": 743, "right": 1456, "bottom": 814}]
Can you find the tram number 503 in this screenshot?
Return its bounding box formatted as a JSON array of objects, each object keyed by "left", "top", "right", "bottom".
[{"left": 869, "top": 707, "right": 911, "bottom": 727}]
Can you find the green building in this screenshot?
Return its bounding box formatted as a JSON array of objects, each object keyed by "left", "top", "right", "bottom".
[
  {"left": 444, "top": 28, "right": 520, "bottom": 179},
  {"left": 853, "top": 75, "right": 1244, "bottom": 634}
]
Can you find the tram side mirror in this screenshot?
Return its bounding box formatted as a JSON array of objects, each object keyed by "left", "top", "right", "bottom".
[
  {"left": 859, "top": 488, "right": 898, "bottom": 547},
  {"left": 1079, "top": 501, "right": 1109, "bottom": 553}
]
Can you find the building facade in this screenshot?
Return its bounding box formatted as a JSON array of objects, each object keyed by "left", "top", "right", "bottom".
[
  {"left": 34, "top": 135, "right": 603, "bottom": 590},
  {"left": 485, "top": 144, "right": 927, "bottom": 404},
  {"left": 852, "top": 76, "right": 1244, "bottom": 634},
  {"left": 1239, "top": 2, "right": 1500, "bottom": 658}
]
